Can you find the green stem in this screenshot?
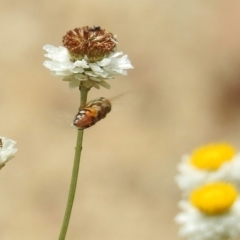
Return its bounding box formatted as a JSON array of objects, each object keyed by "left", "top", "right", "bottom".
[{"left": 58, "top": 85, "right": 89, "bottom": 240}]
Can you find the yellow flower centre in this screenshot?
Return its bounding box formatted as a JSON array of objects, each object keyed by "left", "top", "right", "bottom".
[
  {"left": 190, "top": 143, "right": 236, "bottom": 170},
  {"left": 190, "top": 182, "right": 237, "bottom": 215}
]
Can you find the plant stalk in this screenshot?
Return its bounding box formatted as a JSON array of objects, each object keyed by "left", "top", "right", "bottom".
[{"left": 58, "top": 85, "right": 89, "bottom": 240}]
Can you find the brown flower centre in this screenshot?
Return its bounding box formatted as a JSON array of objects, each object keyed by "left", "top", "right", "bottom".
[{"left": 62, "top": 26, "right": 117, "bottom": 62}]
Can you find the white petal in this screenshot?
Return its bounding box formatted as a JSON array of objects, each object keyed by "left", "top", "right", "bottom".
[
  {"left": 43, "top": 44, "right": 133, "bottom": 88},
  {"left": 89, "top": 63, "right": 103, "bottom": 72},
  {"left": 71, "top": 67, "right": 84, "bottom": 74},
  {"left": 75, "top": 74, "right": 88, "bottom": 81},
  {"left": 43, "top": 60, "right": 75, "bottom": 72},
  {"left": 110, "top": 52, "right": 123, "bottom": 58},
  {"left": 85, "top": 71, "right": 99, "bottom": 77},
  {"left": 0, "top": 136, "right": 17, "bottom": 168},
  {"left": 97, "top": 58, "right": 111, "bottom": 67},
  {"left": 176, "top": 153, "right": 240, "bottom": 194},
  {"left": 117, "top": 55, "right": 134, "bottom": 69},
  {"left": 68, "top": 78, "right": 80, "bottom": 89},
  {"left": 74, "top": 59, "right": 89, "bottom": 68},
  {"left": 53, "top": 70, "right": 72, "bottom": 76},
  {"left": 176, "top": 199, "right": 240, "bottom": 240},
  {"left": 91, "top": 81, "right": 101, "bottom": 89},
  {"left": 98, "top": 81, "right": 111, "bottom": 89},
  {"left": 101, "top": 53, "right": 133, "bottom": 76},
  {"left": 93, "top": 71, "right": 109, "bottom": 78},
  {"left": 43, "top": 45, "right": 70, "bottom": 62}
]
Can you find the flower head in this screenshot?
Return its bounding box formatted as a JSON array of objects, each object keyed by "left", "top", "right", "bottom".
[
  {"left": 176, "top": 143, "right": 240, "bottom": 194},
  {"left": 176, "top": 182, "right": 240, "bottom": 240},
  {"left": 62, "top": 26, "right": 117, "bottom": 62},
  {"left": 190, "top": 144, "right": 235, "bottom": 170},
  {"left": 0, "top": 136, "right": 18, "bottom": 169},
  {"left": 43, "top": 26, "right": 133, "bottom": 89},
  {"left": 190, "top": 182, "right": 237, "bottom": 215}
]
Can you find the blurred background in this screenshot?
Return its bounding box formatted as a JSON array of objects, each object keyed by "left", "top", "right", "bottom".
[{"left": 1, "top": 0, "right": 240, "bottom": 239}]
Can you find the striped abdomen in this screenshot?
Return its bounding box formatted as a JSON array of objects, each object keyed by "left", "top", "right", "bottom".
[{"left": 73, "top": 97, "right": 111, "bottom": 129}]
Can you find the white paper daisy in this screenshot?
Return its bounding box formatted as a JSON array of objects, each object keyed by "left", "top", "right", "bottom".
[
  {"left": 176, "top": 143, "right": 240, "bottom": 194},
  {"left": 0, "top": 136, "right": 18, "bottom": 169},
  {"left": 176, "top": 182, "right": 240, "bottom": 240},
  {"left": 43, "top": 26, "right": 133, "bottom": 89}
]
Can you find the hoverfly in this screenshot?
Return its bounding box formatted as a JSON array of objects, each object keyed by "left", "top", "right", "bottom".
[{"left": 72, "top": 97, "right": 111, "bottom": 130}]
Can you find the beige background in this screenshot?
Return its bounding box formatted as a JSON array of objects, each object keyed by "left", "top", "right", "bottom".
[{"left": 1, "top": 1, "right": 240, "bottom": 239}]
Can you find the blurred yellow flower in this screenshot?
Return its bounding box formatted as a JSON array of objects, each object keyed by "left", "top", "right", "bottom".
[
  {"left": 176, "top": 143, "right": 240, "bottom": 194},
  {"left": 176, "top": 182, "right": 240, "bottom": 240}
]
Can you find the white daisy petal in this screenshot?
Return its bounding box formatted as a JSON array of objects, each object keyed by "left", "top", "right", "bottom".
[
  {"left": 75, "top": 74, "right": 88, "bottom": 81},
  {"left": 84, "top": 71, "right": 99, "bottom": 77},
  {"left": 118, "top": 55, "right": 134, "bottom": 69},
  {"left": 68, "top": 78, "right": 80, "bottom": 89},
  {"left": 98, "top": 80, "right": 111, "bottom": 89},
  {"left": 0, "top": 137, "right": 17, "bottom": 169},
  {"left": 43, "top": 43, "right": 133, "bottom": 89},
  {"left": 110, "top": 52, "right": 123, "bottom": 58},
  {"left": 176, "top": 198, "right": 240, "bottom": 240},
  {"left": 91, "top": 81, "right": 101, "bottom": 89},
  {"left": 43, "top": 60, "right": 75, "bottom": 72},
  {"left": 71, "top": 67, "right": 84, "bottom": 74},
  {"left": 81, "top": 59, "right": 89, "bottom": 68},
  {"left": 53, "top": 71, "right": 72, "bottom": 76},
  {"left": 74, "top": 59, "right": 89, "bottom": 69},
  {"left": 97, "top": 58, "right": 111, "bottom": 67},
  {"left": 92, "top": 71, "right": 109, "bottom": 78},
  {"left": 176, "top": 144, "right": 240, "bottom": 195},
  {"left": 89, "top": 63, "right": 103, "bottom": 72},
  {"left": 43, "top": 45, "right": 70, "bottom": 62},
  {"left": 176, "top": 153, "right": 240, "bottom": 194}
]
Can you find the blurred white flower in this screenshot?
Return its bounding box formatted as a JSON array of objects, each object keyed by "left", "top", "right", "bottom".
[
  {"left": 0, "top": 137, "right": 17, "bottom": 169},
  {"left": 43, "top": 26, "right": 133, "bottom": 89},
  {"left": 175, "top": 182, "right": 240, "bottom": 240},
  {"left": 175, "top": 143, "right": 240, "bottom": 194}
]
